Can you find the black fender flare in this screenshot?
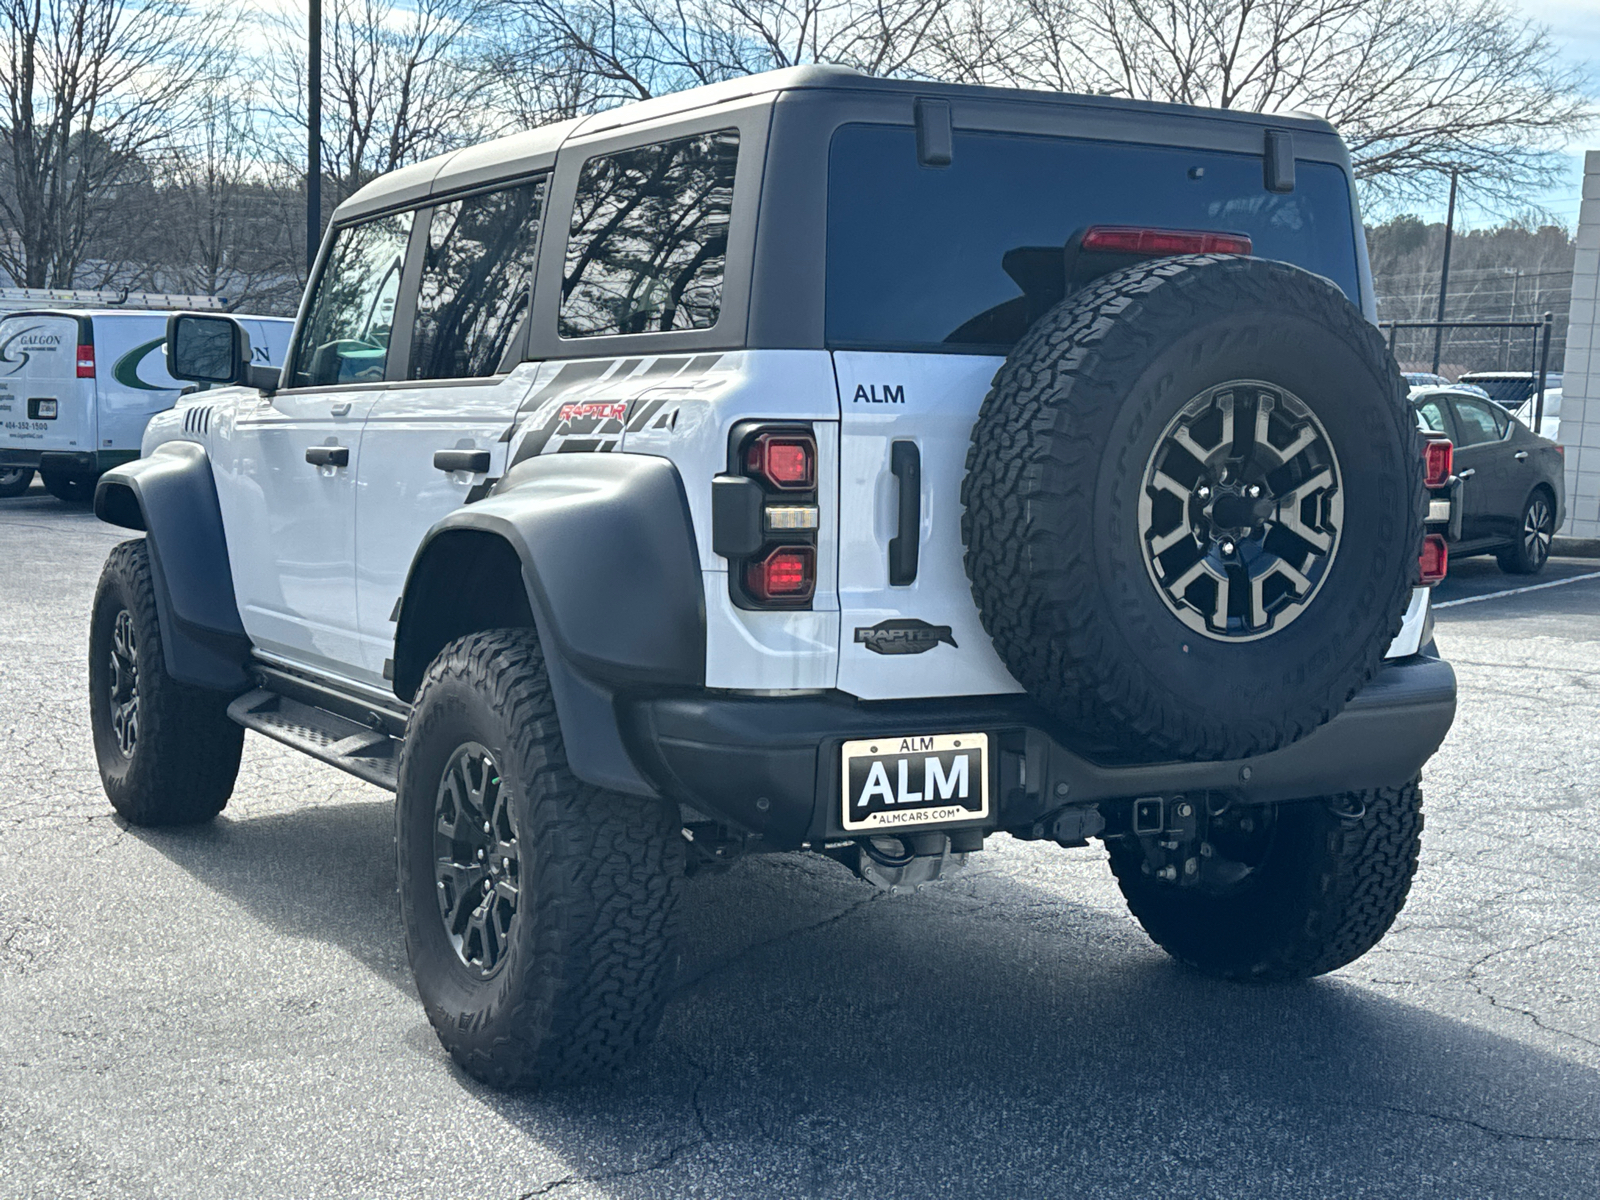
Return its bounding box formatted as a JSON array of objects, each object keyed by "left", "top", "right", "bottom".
[
  {"left": 394, "top": 452, "right": 705, "bottom": 796},
  {"left": 94, "top": 441, "right": 251, "bottom": 691}
]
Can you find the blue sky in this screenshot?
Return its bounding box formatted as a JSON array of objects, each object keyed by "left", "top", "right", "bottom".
[{"left": 1443, "top": 0, "right": 1600, "bottom": 229}]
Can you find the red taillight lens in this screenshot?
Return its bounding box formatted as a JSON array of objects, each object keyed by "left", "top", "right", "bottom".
[
  {"left": 1422, "top": 436, "right": 1453, "bottom": 488},
  {"left": 745, "top": 545, "right": 815, "bottom": 603},
  {"left": 1081, "top": 225, "right": 1253, "bottom": 257},
  {"left": 76, "top": 345, "right": 95, "bottom": 378},
  {"left": 1419, "top": 534, "right": 1448, "bottom": 585},
  {"left": 746, "top": 433, "right": 816, "bottom": 491}
]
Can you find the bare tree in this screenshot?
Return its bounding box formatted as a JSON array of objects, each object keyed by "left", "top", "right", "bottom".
[
  {"left": 263, "top": 0, "right": 500, "bottom": 213},
  {"left": 929, "top": 0, "right": 1592, "bottom": 210},
  {"left": 501, "top": 0, "right": 950, "bottom": 109},
  {"left": 0, "top": 0, "right": 219, "bottom": 288}
]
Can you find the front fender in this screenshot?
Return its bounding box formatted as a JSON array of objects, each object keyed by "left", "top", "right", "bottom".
[{"left": 94, "top": 441, "right": 250, "bottom": 691}]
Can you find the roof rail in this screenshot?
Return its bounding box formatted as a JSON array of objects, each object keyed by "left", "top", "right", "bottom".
[{"left": 0, "top": 287, "right": 228, "bottom": 311}]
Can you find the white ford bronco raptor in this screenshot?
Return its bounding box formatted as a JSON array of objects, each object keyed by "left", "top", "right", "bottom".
[{"left": 87, "top": 67, "right": 1455, "bottom": 1089}]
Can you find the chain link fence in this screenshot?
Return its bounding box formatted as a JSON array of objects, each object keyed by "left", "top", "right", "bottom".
[{"left": 1373, "top": 265, "right": 1571, "bottom": 378}]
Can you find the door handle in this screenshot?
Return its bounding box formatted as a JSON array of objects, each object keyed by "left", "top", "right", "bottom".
[
  {"left": 888, "top": 440, "right": 920, "bottom": 586},
  {"left": 1514, "top": 451, "right": 1529, "bottom": 461},
  {"left": 433, "top": 449, "right": 491, "bottom": 474},
  {"left": 305, "top": 445, "right": 349, "bottom": 467}
]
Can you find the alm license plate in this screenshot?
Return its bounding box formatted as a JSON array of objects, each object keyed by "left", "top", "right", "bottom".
[{"left": 841, "top": 732, "right": 988, "bottom": 833}]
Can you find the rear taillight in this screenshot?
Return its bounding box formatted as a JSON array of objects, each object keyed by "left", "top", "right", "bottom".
[
  {"left": 1419, "top": 534, "right": 1448, "bottom": 585},
  {"left": 718, "top": 424, "right": 820, "bottom": 608},
  {"left": 76, "top": 345, "right": 95, "bottom": 378},
  {"left": 745, "top": 432, "right": 816, "bottom": 491},
  {"left": 746, "top": 546, "right": 815, "bottom": 603},
  {"left": 1080, "top": 226, "right": 1253, "bottom": 256},
  {"left": 1422, "top": 436, "right": 1452, "bottom": 488}
]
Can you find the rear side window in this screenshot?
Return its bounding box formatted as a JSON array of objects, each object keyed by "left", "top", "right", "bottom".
[
  {"left": 559, "top": 130, "right": 739, "bottom": 338},
  {"left": 1451, "top": 396, "right": 1508, "bottom": 445},
  {"left": 291, "top": 212, "right": 413, "bottom": 387},
  {"left": 826, "top": 126, "right": 1363, "bottom": 352},
  {"left": 410, "top": 179, "right": 547, "bottom": 380},
  {"left": 1414, "top": 397, "right": 1452, "bottom": 437}
]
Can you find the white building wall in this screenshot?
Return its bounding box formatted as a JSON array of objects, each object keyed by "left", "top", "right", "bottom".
[{"left": 1561, "top": 150, "right": 1600, "bottom": 536}]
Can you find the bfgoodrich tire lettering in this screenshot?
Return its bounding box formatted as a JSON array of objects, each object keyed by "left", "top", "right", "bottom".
[
  {"left": 962, "top": 255, "right": 1424, "bottom": 760},
  {"left": 395, "top": 630, "right": 683, "bottom": 1089},
  {"left": 88, "top": 539, "right": 243, "bottom": 825},
  {"left": 1107, "top": 780, "right": 1424, "bottom": 980}
]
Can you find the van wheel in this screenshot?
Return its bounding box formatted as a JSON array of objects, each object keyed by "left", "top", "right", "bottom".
[
  {"left": 396, "top": 629, "right": 683, "bottom": 1089},
  {"left": 1105, "top": 780, "right": 1423, "bottom": 979},
  {"left": 89, "top": 539, "right": 244, "bottom": 824},
  {"left": 41, "top": 469, "right": 94, "bottom": 504},
  {"left": 0, "top": 466, "right": 33, "bottom": 497}
]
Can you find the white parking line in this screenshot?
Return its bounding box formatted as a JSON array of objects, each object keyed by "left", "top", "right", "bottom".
[{"left": 1434, "top": 569, "right": 1600, "bottom": 609}]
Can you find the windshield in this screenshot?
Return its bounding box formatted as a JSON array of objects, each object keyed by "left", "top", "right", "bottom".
[{"left": 826, "top": 125, "right": 1362, "bottom": 352}]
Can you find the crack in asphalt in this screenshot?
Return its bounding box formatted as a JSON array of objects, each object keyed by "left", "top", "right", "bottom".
[
  {"left": 516, "top": 1049, "right": 715, "bottom": 1198},
  {"left": 1372, "top": 1102, "right": 1600, "bottom": 1146}
]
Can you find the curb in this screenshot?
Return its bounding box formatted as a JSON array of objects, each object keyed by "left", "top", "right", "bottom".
[{"left": 1553, "top": 538, "right": 1600, "bottom": 559}]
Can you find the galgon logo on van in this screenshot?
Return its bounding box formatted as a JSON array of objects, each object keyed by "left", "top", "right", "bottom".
[
  {"left": 854, "top": 618, "right": 957, "bottom": 655},
  {"left": 0, "top": 324, "right": 64, "bottom": 377}
]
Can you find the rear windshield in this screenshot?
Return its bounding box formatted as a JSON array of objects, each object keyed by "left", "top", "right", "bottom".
[{"left": 825, "top": 125, "right": 1362, "bottom": 352}]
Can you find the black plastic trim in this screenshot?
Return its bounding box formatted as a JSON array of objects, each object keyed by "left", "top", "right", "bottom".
[
  {"left": 622, "top": 654, "right": 1457, "bottom": 849},
  {"left": 888, "top": 440, "right": 920, "bottom": 585},
  {"left": 395, "top": 452, "right": 705, "bottom": 796},
  {"left": 92, "top": 441, "right": 251, "bottom": 691}
]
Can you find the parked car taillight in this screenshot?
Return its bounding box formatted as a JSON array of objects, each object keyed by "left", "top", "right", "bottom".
[
  {"left": 1419, "top": 534, "right": 1448, "bottom": 585},
  {"left": 1422, "top": 435, "right": 1452, "bottom": 488},
  {"left": 76, "top": 344, "right": 95, "bottom": 378},
  {"left": 714, "top": 423, "right": 820, "bottom": 608}
]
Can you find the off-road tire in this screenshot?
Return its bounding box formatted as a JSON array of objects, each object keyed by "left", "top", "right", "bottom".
[
  {"left": 89, "top": 539, "right": 244, "bottom": 824},
  {"left": 963, "top": 255, "right": 1424, "bottom": 760},
  {"left": 1495, "top": 487, "right": 1554, "bottom": 575},
  {"left": 41, "top": 469, "right": 94, "bottom": 504},
  {"left": 1107, "top": 779, "right": 1423, "bottom": 980},
  {"left": 396, "top": 629, "right": 683, "bottom": 1089},
  {"left": 0, "top": 466, "right": 32, "bottom": 497}
]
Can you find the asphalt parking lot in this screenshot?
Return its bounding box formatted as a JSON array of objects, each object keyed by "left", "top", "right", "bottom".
[{"left": 1, "top": 484, "right": 1597, "bottom": 1200}]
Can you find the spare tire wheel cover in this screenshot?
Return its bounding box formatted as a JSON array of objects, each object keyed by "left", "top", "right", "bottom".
[{"left": 960, "top": 255, "right": 1423, "bottom": 761}]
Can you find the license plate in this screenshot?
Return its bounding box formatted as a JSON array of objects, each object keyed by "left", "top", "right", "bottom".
[{"left": 840, "top": 732, "right": 988, "bottom": 832}]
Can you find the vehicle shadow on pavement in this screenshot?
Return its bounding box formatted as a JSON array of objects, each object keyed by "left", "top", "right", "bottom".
[{"left": 135, "top": 797, "right": 1600, "bottom": 1199}]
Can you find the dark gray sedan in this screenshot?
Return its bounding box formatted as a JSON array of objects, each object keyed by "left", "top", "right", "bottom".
[{"left": 1412, "top": 387, "right": 1565, "bottom": 574}]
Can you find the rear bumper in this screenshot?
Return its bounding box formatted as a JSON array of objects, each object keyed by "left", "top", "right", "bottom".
[{"left": 621, "top": 652, "right": 1457, "bottom": 848}]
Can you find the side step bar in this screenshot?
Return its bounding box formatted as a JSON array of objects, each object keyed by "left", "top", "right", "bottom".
[{"left": 227, "top": 688, "right": 401, "bottom": 792}]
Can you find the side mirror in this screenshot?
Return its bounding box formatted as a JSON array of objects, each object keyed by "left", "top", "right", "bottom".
[{"left": 166, "top": 313, "right": 280, "bottom": 391}]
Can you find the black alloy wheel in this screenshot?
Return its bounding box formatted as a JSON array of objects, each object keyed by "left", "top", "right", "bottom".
[
  {"left": 1139, "top": 380, "right": 1343, "bottom": 640},
  {"left": 433, "top": 742, "right": 520, "bottom": 977},
  {"left": 107, "top": 608, "right": 140, "bottom": 758},
  {"left": 1498, "top": 489, "right": 1555, "bottom": 575}
]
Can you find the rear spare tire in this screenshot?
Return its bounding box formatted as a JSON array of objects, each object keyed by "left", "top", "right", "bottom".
[{"left": 963, "top": 255, "right": 1423, "bottom": 760}]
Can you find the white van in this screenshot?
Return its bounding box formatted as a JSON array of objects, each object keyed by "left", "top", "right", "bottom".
[{"left": 0, "top": 309, "right": 292, "bottom": 500}]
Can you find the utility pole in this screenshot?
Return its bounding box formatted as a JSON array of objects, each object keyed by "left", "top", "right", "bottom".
[
  {"left": 307, "top": 0, "right": 322, "bottom": 276},
  {"left": 1431, "top": 168, "right": 1459, "bottom": 375},
  {"left": 1500, "top": 269, "right": 1521, "bottom": 369}
]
